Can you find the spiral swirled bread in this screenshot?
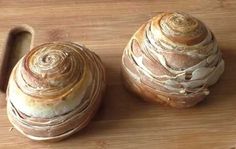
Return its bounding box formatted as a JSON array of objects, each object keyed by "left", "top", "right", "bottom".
[
  {"left": 6, "top": 42, "right": 106, "bottom": 141},
  {"left": 121, "top": 12, "right": 224, "bottom": 108}
]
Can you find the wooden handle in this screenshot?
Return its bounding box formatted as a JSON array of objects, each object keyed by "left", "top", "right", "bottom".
[{"left": 0, "top": 25, "right": 33, "bottom": 107}]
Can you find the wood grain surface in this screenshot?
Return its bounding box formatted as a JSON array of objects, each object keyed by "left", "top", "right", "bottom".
[{"left": 0, "top": 0, "right": 236, "bottom": 148}]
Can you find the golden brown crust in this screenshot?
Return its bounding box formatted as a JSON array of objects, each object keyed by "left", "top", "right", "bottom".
[
  {"left": 121, "top": 12, "right": 224, "bottom": 108},
  {"left": 6, "top": 42, "right": 106, "bottom": 141},
  {"left": 154, "top": 12, "right": 207, "bottom": 45}
]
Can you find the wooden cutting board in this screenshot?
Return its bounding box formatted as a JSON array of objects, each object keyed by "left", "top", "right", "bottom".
[{"left": 0, "top": 0, "right": 236, "bottom": 148}]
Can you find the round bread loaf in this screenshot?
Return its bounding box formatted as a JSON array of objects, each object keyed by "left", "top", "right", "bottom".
[
  {"left": 121, "top": 12, "right": 224, "bottom": 108},
  {"left": 7, "top": 42, "right": 106, "bottom": 141}
]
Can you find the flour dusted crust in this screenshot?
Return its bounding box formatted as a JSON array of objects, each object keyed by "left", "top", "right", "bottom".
[
  {"left": 121, "top": 12, "right": 224, "bottom": 108},
  {"left": 6, "top": 42, "right": 106, "bottom": 141}
]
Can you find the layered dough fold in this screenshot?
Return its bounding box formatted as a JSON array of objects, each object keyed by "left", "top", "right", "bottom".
[
  {"left": 121, "top": 12, "right": 224, "bottom": 108},
  {"left": 7, "top": 42, "right": 106, "bottom": 141}
]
